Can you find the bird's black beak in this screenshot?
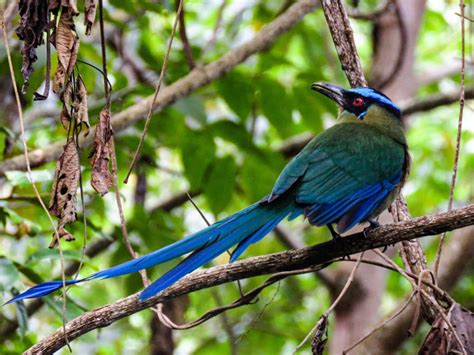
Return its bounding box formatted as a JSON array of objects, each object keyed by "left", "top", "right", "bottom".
[{"left": 311, "top": 82, "right": 346, "bottom": 107}]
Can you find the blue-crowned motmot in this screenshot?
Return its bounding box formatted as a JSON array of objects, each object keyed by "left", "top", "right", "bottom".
[{"left": 5, "top": 82, "right": 409, "bottom": 304}]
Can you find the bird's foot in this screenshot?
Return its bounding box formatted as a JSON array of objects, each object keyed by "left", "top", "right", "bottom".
[
  {"left": 363, "top": 219, "right": 381, "bottom": 238},
  {"left": 327, "top": 225, "right": 351, "bottom": 259},
  {"left": 327, "top": 224, "right": 341, "bottom": 241}
]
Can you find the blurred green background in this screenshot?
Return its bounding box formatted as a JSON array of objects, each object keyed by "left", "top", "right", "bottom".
[{"left": 0, "top": 0, "right": 472, "bottom": 354}]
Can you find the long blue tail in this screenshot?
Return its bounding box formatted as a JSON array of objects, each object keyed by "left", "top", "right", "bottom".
[{"left": 5, "top": 198, "right": 301, "bottom": 304}]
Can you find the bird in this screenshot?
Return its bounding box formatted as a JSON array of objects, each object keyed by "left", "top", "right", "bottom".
[{"left": 5, "top": 82, "right": 409, "bottom": 304}]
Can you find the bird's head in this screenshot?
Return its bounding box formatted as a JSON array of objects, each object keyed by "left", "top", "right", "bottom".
[{"left": 311, "top": 82, "right": 401, "bottom": 120}]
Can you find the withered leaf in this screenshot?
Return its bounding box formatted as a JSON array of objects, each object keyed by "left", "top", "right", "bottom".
[
  {"left": 49, "top": 138, "right": 80, "bottom": 226},
  {"left": 52, "top": 64, "right": 65, "bottom": 94},
  {"left": 57, "top": 80, "right": 73, "bottom": 129},
  {"left": 52, "top": 10, "right": 80, "bottom": 94},
  {"left": 59, "top": 105, "right": 71, "bottom": 130},
  {"left": 419, "top": 302, "right": 474, "bottom": 355},
  {"left": 48, "top": 0, "right": 61, "bottom": 13},
  {"left": 49, "top": 225, "right": 76, "bottom": 249},
  {"left": 90, "top": 108, "right": 114, "bottom": 196},
  {"left": 311, "top": 316, "right": 329, "bottom": 355},
  {"left": 15, "top": 0, "right": 49, "bottom": 89},
  {"left": 84, "top": 0, "right": 98, "bottom": 35},
  {"left": 61, "top": 0, "right": 79, "bottom": 16},
  {"left": 74, "top": 76, "right": 90, "bottom": 130}
]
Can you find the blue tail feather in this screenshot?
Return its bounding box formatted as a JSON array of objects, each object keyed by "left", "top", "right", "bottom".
[
  {"left": 5, "top": 199, "right": 296, "bottom": 304},
  {"left": 4, "top": 279, "right": 81, "bottom": 305}
]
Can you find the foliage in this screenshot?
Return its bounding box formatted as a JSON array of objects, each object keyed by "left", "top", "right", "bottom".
[{"left": 0, "top": 0, "right": 472, "bottom": 353}]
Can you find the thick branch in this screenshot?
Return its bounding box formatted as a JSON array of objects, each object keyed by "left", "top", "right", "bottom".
[
  {"left": 0, "top": 0, "right": 319, "bottom": 175},
  {"left": 23, "top": 203, "right": 474, "bottom": 353},
  {"left": 320, "top": 0, "right": 367, "bottom": 87}
]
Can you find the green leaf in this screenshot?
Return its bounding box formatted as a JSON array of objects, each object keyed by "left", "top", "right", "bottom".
[
  {"left": 25, "top": 249, "right": 85, "bottom": 264},
  {"left": 0, "top": 206, "right": 23, "bottom": 225},
  {"left": 0, "top": 257, "right": 21, "bottom": 290},
  {"left": 174, "top": 95, "right": 207, "bottom": 125},
  {"left": 293, "top": 84, "right": 324, "bottom": 132},
  {"left": 181, "top": 130, "right": 216, "bottom": 190},
  {"left": 209, "top": 120, "right": 258, "bottom": 154},
  {"left": 241, "top": 154, "right": 281, "bottom": 201},
  {"left": 5, "top": 170, "right": 52, "bottom": 188},
  {"left": 12, "top": 261, "right": 44, "bottom": 284},
  {"left": 204, "top": 156, "right": 238, "bottom": 215},
  {"left": 216, "top": 71, "right": 254, "bottom": 121},
  {"left": 0, "top": 207, "right": 8, "bottom": 226},
  {"left": 149, "top": 108, "right": 186, "bottom": 148},
  {"left": 15, "top": 301, "right": 28, "bottom": 338},
  {"left": 258, "top": 77, "right": 294, "bottom": 137}
]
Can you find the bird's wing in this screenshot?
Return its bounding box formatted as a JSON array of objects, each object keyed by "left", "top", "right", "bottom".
[{"left": 268, "top": 123, "right": 405, "bottom": 229}]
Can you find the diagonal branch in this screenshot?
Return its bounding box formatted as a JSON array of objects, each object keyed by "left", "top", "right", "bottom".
[
  {"left": 22, "top": 203, "right": 474, "bottom": 353},
  {"left": 2, "top": 85, "right": 471, "bottom": 176},
  {"left": 320, "top": 0, "right": 367, "bottom": 87},
  {"left": 0, "top": 0, "right": 319, "bottom": 175}
]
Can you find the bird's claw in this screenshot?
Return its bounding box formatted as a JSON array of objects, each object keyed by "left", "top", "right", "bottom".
[
  {"left": 327, "top": 224, "right": 341, "bottom": 241},
  {"left": 363, "top": 219, "right": 381, "bottom": 238}
]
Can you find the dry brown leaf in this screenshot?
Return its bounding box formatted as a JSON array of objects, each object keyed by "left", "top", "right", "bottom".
[
  {"left": 52, "top": 10, "right": 79, "bottom": 94},
  {"left": 49, "top": 138, "right": 80, "bottom": 226},
  {"left": 84, "top": 0, "right": 98, "bottom": 35},
  {"left": 74, "top": 76, "right": 90, "bottom": 129},
  {"left": 49, "top": 225, "right": 76, "bottom": 248},
  {"left": 90, "top": 108, "right": 114, "bottom": 196},
  {"left": 52, "top": 64, "right": 65, "bottom": 94},
  {"left": 56, "top": 10, "right": 79, "bottom": 73},
  {"left": 311, "top": 316, "right": 329, "bottom": 355},
  {"left": 61, "top": 0, "right": 79, "bottom": 16},
  {"left": 419, "top": 302, "right": 474, "bottom": 354},
  {"left": 59, "top": 105, "right": 71, "bottom": 130},
  {"left": 48, "top": 0, "right": 61, "bottom": 13},
  {"left": 57, "top": 80, "right": 73, "bottom": 129},
  {"left": 15, "top": 0, "right": 49, "bottom": 89}
]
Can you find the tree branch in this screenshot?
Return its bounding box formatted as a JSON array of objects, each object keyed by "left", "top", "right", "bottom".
[
  {"left": 402, "top": 85, "right": 474, "bottom": 115},
  {"left": 320, "top": 0, "right": 367, "bottom": 87},
  {"left": 0, "top": 0, "right": 319, "bottom": 175},
  {"left": 359, "top": 225, "right": 474, "bottom": 354},
  {"left": 22, "top": 203, "right": 474, "bottom": 353}
]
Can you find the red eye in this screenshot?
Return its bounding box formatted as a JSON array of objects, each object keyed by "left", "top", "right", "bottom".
[{"left": 353, "top": 98, "right": 364, "bottom": 107}]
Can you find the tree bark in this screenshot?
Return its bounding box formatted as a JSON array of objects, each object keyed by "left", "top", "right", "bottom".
[
  {"left": 23, "top": 203, "right": 474, "bottom": 353},
  {"left": 359, "top": 226, "right": 474, "bottom": 354},
  {"left": 328, "top": 1, "right": 427, "bottom": 352}
]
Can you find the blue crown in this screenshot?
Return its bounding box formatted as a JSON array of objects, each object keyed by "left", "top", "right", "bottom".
[{"left": 349, "top": 87, "right": 401, "bottom": 116}]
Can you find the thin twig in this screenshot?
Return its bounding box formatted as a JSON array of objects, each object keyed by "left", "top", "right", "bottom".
[
  {"left": 153, "top": 264, "right": 330, "bottom": 330},
  {"left": 186, "top": 192, "right": 211, "bottom": 226},
  {"left": 235, "top": 280, "right": 282, "bottom": 344},
  {"left": 176, "top": 0, "right": 196, "bottom": 69},
  {"left": 98, "top": 0, "right": 150, "bottom": 287},
  {"left": 294, "top": 252, "right": 364, "bottom": 352},
  {"left": 374, "top": 250, "right": 466, "bottom": 353},
  {"left": 434, "top": 0, "right": 466, "bottom": 279},
  {"left": 1, "top": 11, "right": 71, "bottom": 351},
  {"left": 343, "top": 292, "right": 416, "bottom": 354},
  {"left": 124, "top": 0, "right": 184, "bottom": 183},
  {"left": 203, "top": 0, "right": 227, "bottom": 54},
  {"left": 212, "top": 290, "right": 238, "bottom": 355},
  {"left": 72, "top": 123, "right": 88, "bottom": 281}
]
